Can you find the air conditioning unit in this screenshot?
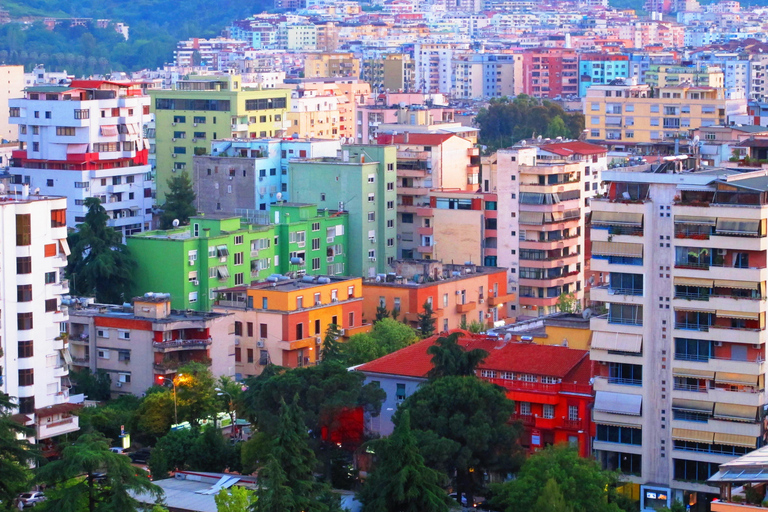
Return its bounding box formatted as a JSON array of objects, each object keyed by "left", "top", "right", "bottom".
[
  {"left": 315, "top": 300, "right": 322, "bottom": 306},
  {"left": 315, "top": 336, "right": 322, "bottom": 343},
  {"left": 189, "top": 259, "right": 195, "bottom": 266},
  {"left": 331, "top": 298, "right": 338, "bottom": 302},
  {"left": 479, "top": 298, "right": 485, "bottom": 304},
  {"left": 714, "top": 341, "right": 723, "bottom": 347},
  {"left": 251, "top": 250, "right": 259, "bottom": 257},
  {"left": 192, "top": 138, "right": 197, "bottom": 142},
  {"left": 258, "top": 338, "right": 267, "bottom": 347},
  {"left": 456, "top": 291, "right": 461, "bottom": 295},
  {"left": 369, "top": 257, "right": 376, "bottom": 261},
  {"left": 192, "top": 279, "right": 199, "bottom": 286},
  {"left": 172, "top": 122, "right": 176, "bottom": 126},
  {"left": 194, "top": 123, "right": 198, "bottom": 127},
  {"left": 172, "top": 153, "right": 177, "bottom": 158},
  {"left": 234, "top": 339, "right": 240, "bottom": 345},
  {"left": 338, "top": 328, "right": 346, "bottom": 336},
  {"left": 116, "top": 382, "right": 123, "bottom": 388},
  {"left": 486, "top": 313, "right": 492, "bottom": 318}
]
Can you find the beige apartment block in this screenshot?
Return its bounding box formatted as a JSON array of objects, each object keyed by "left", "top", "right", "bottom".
[
  {"left": 304, "top": 52, "right": 360, "bottom": 78},
  {"left": 0, "top": 65, "right": 24, "bottom": 141}
]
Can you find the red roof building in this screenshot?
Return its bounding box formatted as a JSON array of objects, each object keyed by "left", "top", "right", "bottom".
[{"left": 355, "top": 330, "right": 594, "bottom": 457}]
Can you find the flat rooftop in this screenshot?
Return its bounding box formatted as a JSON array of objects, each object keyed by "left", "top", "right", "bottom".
[{"left": 222, "top": 274, "right": 359, "bottom": 293}]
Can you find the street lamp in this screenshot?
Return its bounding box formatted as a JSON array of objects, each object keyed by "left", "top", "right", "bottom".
[{"left": 159, "top": 374, "right": 183, "bottom": 426}]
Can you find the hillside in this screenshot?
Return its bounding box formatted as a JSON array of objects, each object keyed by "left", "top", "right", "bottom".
[{"left": 0, "top": 0, "right": 270, "bottom": 75}]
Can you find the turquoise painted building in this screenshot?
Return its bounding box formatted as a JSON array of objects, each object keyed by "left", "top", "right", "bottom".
[{"left": 127, "top": 203, "right": 349, "bottom": 311}]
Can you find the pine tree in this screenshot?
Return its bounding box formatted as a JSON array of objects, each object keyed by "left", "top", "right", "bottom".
[
  {"left": 533, "top": 479, "right": 573, "bottom": 512},
  {"left": 417, "top": 301, "right": 436, "bottom": 338},
  {"left": 0, "top": 386, "right": 38, "bottom": 507},
  {"left": 359, "top": 410, "right": 451, "bottom": 512},
  {"left": 255, "top": 456, "right": 297, "bottom": 512},
  {"left": 321, "top": 323, "right": 343, "bottom": 363},
  {"left": 160, "top": 171, "right": 197, "bottom": 229},
  {"left": 427, "top": 332, "right": 488, "bottom": 379},
  {"left": 375, "top": 305, "right": 390, "bottom": 322}
]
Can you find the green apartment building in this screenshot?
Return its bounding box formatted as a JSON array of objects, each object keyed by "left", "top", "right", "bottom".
[
  {"left": 288, "top": 145, "right": 397, "bottom": 278},
  {"left": 150, "top": 75, "right": 291, "bottom": 200},
  {"left": 127, "top": 204, "right": 349, "bottom": 311}
]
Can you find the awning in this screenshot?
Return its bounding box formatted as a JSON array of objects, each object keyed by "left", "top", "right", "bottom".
[
  {"left": 594, "top": 420, "right": 642, "bottom": 429},
  {"left": 675, "top": 277, "right": 713, "bottom": 288},
  {"left": 714, "top": 403, "right": 758, "bottom": 422},
  {"left": 715, "top": 372, "right": 759, "bottom": 386},
  {"left": 675, "top": 215, "right": 716, "bottom": 226},
  {"left": 591, "top": 331, "right": 642, "bottom": 353},
  {"left": 714, "top": 279, "right": 760, "bottom": 291},
  {"left": 66, "top": 143, "right": 88, "bottom": 154},
  {"left": 715, "top": 218, "right": 760, "bottom": 236},
  {"left": 675, "top": 306, "right": 715, "bottom": 314},
  {"left": 59, "top": 239, "right": 71, "bottom": 257},
  {"left": 143, "top": 139, "right": 151, "bottom": 150},
  {"left": 672, "top": 428, "right": 714, "bottom": 444},
  {"left": 519, "top": 211, "right": 544, "bottom": 225},
  {"left": 672, "top": 398, "right": 713, "bottom": 414},
  {"left": 714, "top": 433, "right": 758, "bottom": 448},
  {"left": 592, "top": 211, "right": 643, "bottom": 227},
  {"left": 673, "top": 368, "right": 715, "bottom": 379},
  {"left": 100, "top": 125, "right": 118, "bottom": 137},
  {"left": 217, "top": 245, "right": 229, "bottom": 256},
  {"left": 127, "top": 123, "right": 138, "bottom": 135},
  {"left": 60, "top": 348, "right": 72, "bottom": 365},
  {"left": 216, "top": 266, "right": 230, "bottom": 279},
  {"left": 717, "top": 310, "right": 759, "bottom": 320},
  {"left": 592, "top": 241, "right": 643, "bottom": 258},
  {"left": 594, "top": 391, "right": 642, "bottom": 416}
]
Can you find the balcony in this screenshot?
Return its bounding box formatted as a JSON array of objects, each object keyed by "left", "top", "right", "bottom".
[
  {"left": 673, "top": 353, "right": 765, "bottom": 375},
  {"left": 153, "top": 338, "right": 213, "bottom": 352},
  {"left": 416, "top": 245, "right": 433, "bottom": 253},
  {"left": 277, "top": 336, "right": 318, "bottom": 351},
  {"left": 488, "top": 293, "right": 515, "bottom": 306},
  {"left": 417, "top": 226, "right": 433, "bottom": 236},
  {"left": 37, "top": 416, "right": 79, "bottom": 440},
  {"left": 153, "top": 357, "right": 211, "bottom": 373},
  {"left": 53, "top": 366, "right": 68, "bottom": 378},
  {"left": 399, "top": 186, "right": 430, "bottom": 196},
  {"left": 483, "top": 376, "right": 592, "bottom": 396},
  {"left": 456, "top": 301, "right": 476, "bottom": 314},
  {"left": 591, "top": 286, "right": 644, "bottom": 304},
  {"left": 672, "top": 385, "right": 764, "bottom": 407},
  {"left": 72, "top": 356, "right": 90, "bottom": 365}
]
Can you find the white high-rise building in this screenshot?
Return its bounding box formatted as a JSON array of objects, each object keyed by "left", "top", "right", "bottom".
[
  {"left": 9, "top": 80, "right": 154, "bottom": 239},
  {"left": 0, "top": 190, "right": 79, "bottom": 446}
]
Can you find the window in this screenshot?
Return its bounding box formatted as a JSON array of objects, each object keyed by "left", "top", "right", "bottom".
[
  {"left": 16, "top": 256, "right": 31, "bottom": 274},
  {"left": 17, "top": 312, "right": 33, "bottom": 330},
  {"left": 396, "top": 383, "right": 406, "bottom": 402},
  {"left": 234, "top": 252, "right": 244, "bottom": 265},
  {"left": 247, "top": 322, "right": 254, "bottom": 337},
  {"left": 596, "top": 424, "right": 642, "bottom": 445},
  {"left": 235, "top": 235, "right": 244, "bottom": 245},
  {"left": 312, "top": 238, "right": 320, "bottom": 250},
  {"left": 56, "top": 126, "right": 76, "bottom": 136},
  {"left": 235, "top": 272, "right": 244, "bottom": 285},
  {"left": 118, "top": 350, "right": 131, "bottom": 362},
  {"left": 312, "top": 257, "right": 320, "bottom": 271},
  {"left": 189, "top": 291, "right": 198, "bottom": 303},
  {"left": 568, "top": 405, "right": 579, "bottom": 421},
  {"left": 45, "top": 298, "right": 57, "bottom": 312},
  {"left": 16, "top": 214, "right": 30, "bottom": 246},
  {"left": 45, "top": 271, "right": 56, "bottom": 284},
  {"left": 543, "top": 404, "right": 555, "bottom": 419},
  {"left": 387, "top": 200, "right": 394, "bottom": 210},
  {"left": 312, "top": 222, "right": 320, "bottom": 231},
  {"left": 18, "top": 340, "right": 33, "bottom": 358},
  {"left": 235, "top": 347, "right": 241, "bottom": 362},
  {"left": 367, "top": 212, "right": 375, "bottom": 222},
  {"left": 18, "top": 369, "right": 33, "bottom": 387},
  {"left": 520, "top": 402, "right": 531, "bottom": 415},
  {"left": 17, "top": 284, "right": 32, "bottom": 302},
  {"left": 402, "top": 213, "right": 413, "bottom": 224},
  {"left": 235, "top": 321, "right": 243, "bottom": 336}
]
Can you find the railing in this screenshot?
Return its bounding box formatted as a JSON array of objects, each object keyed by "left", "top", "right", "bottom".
[
  {"left": 482, "top": 376, "right": 592, "bottom": 395},
  {"left": 606, "top": 377, "right": 643, "bottom": 386},
  {"left": 561, "top": 418, "right": 586, "bottom": 430},
  {"left": 672, "top": 410, "right": 710, "bottom": 422},
  {"left": 674, "top": 292, "right": 710, "bottom": 301},
  {"left": 153, "top": 338, "right": 213, "bottom": 349},
  {"left": 597, "top": 286, "right": 643, "bottom": 296},
  {"left": 673, "top": 441, "right": 751, "bottom": 457},
  {"left": 674, "top": 353, "right": 765, "bottom": 364},
  {"left": 511, "top": 413, "right": 535, "bottom": 426},
  {"left": 607, "top": 316, "right": 643, "bottom": 326},
  {"left": 593, "top": 225, "right": 644, "bottom": 236},
  {"left": 674, "top": 322, "right": 710, "bottom": 332},
  {"left": 673, "top": 383, "right": 708, "bottom": 392}
]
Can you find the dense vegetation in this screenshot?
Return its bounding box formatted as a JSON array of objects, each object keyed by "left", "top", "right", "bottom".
[{"left": 0, "top": 0, "right": 270, "bottom": 76}]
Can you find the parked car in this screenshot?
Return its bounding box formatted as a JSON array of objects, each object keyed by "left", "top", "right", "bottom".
[
  {"left": 17, "top": 492, "right": 46, "bottom": 508},
  {"left": 128, "top": 448, "right": 151, "bottom": 464},
  {"left": 109, "top": 447, "right": 127, "bottom": 455}
]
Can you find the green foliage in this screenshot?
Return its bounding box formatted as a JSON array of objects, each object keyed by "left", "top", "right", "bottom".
[
  {"left": 321, "top": 323, "right": 344, "bottom": 363},
  {"left": 556, "top": 293, "right": 580, "bottom": 314},
  {"left": 488, "top": 445, "right": 630, "bottom": 512},
  {"left": 658, "top": 501, "right": 687, "bottom": 512},
  {"left": 215, "top": 375, "right": 244, "bottom": 429},
  {"left": 70, "top": 368, "right": 112, "bottom": 401},
  {"left": 0, "top": 392, "right": 38, "bottom": 508},
  {"left": 533, "top": 479, "right": 573, "bottom": 512},
  {"left": 343, "top": 318, "right": 419, "bottom": 364},
  {"left": 475, "top": 95, "right": 585, "bottom": 152},
  {"left": 159, "top": 171, "right": 197, "bottom": 229},
  {"left": 67, "top": 197, "right": 137, "bottom": 304},
  {"left": 417, "top": 301, "right": 437, "bottom": 338},
  {"left": 186, "top": 426, "right": 233, "bottom": 473},
  {"left": 241, "top": 431, "right": 273, "bottom": 475},
  {"left": 254, "top": 456, "right": 296, "bottom": 512},
  {"left": 0, "top": 0, "right": 272, "bottom": 75},
  {"left": 427, "top": 332, "right": 488, "bottom": 379},
  {"left": 358, "top": 411, "right": 452, "bottom": 512},
  {"left": 135, "top": 390, "right": 175, "bottom": 442},
  {"left": 36, "top": 432, "right": 162, "bottom": 512},
  {"left": 75, "top": 394, "right": 141, "bottom": 443},
  {"left": 745, "top": 485, "right": 762, "bottom": 506},
  {"left": 216, "top": 486, "right": 257, "bottom": 512},
  {"left": 375, "top": 305, "right": 390, "bottom": 322},
  {"left": 176, "top": 362, "right": 217, "bottom": 428},
  {"left": 148, "top": 428, "right": 195, "bottom": 480},
  {"left": 396, "top": 376, "right": 522, "bottom": 505}
]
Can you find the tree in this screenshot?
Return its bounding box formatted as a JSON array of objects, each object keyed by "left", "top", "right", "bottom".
[
  {"left": 358, "top": 410, "right": 452, "bottom": 512},
  {"left": 187, "top": 426, "right": 233, "bottom": 473},
  {"left": 66, "top": 197, "right": 137, "bottom": 303},
  {"left": 148, "top": 428, "right": 196, "bottom": 480},
  {"left": 375, "top": 305, "right": 390, "bottom": 322},
  {"left": 488, "top": 445, "right": 630, "bottom": 512},
  {"left": 159, "top": 171, "right": 197, "bottom": 229},
  {"left": 175, "top": 362, "right": 217, "bottom": 428},
  {"left": 36, "top": 432, "right": 162, "bottom": 512},
  {"left": 255, "top": 456, "right": 296, "bottom": 512},
  {"left": 427, "top": 332, "right": 488, "bottom": 379},
  {"left": 70, "top": 368, "right": 112, "bottom": 401},
  {"left": 533, "top": 479, "right": 573, "bottom": 512},
  {"left": 556, "top": 292, "right": 580, "bottom": 314},
  {"left": 342, "top": 319, "right": 418, "bottom": 365},
  {"left": 545, "top": 116, "right": 570, "bottom": 139},
  {"left": 216, "top": 486, "right": 257, "bottom": 512},
  {"left": 321, "top": 323, "right": 343, "bottom": 363},
  {"left": 134, "top": 390, "right": 175, "bottom": 442},
  {"left": 396, "top": 376, "right": 522, "bottom": 507},
  {"left": 417, "top": 301, "right": 436, "bottom": 338},
  {"left": 215, "top": 375, "right": 244, "bottom": 430},
  {"left": 0, "top": 391, "right": 38, "bottom": 508},
  {"left": 75, "top": 394, "right": 141, "bottom": 443}
]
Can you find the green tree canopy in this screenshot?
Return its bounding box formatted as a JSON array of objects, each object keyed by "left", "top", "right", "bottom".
[
  {"left": 75, "top": 394, "right": 141, "bottom": 443},
  {"left": 186, "top": 425, "right": 233, "bottom": 473},
  {"left": 66, "top": 197, "right": 137, "bottom": 303},
  {"left": 395, "top": 376, "right": 522, "bottom": 507},
  {"left": 160, "top": 171, "right": 197, "bottom": 229},
  {"left": 148, "top": 428, "right": 195, "bottom": 480},
  {"left": 417, "top": 301, "right": 437, "bottom": 338},
  {"left": 0, "top": 391, "right": 38, "bottom": 508},
  {"left": 321, "top": 323, "right": 343, "bottom": 363},
  {"left": 427, "top": 332, "right": 488, "bottom": 379},
  {"left": 70, "top": 368, "right": 112, "bottom": 401},
  {"left": 36, "top": 432, "right": 162, "bottom": 512},
  {"left": 358, "top": 410, "right": 452, "bottom": 512},
  {"left": 343, "top": 318, "right": 418, "bottom": 365},
  {"left": 488, "top": 445, "right": 630, "bottom": 512},
  {"left": 134, "top": 389, "right": 175, "bottom": 443},
  {"left": 216, "top": 486, "right": 257, "bottom": 512},
  {"left": 475, "top": 95, "right": 585, "bottom": 152},
  {"left": 175, "top": 362, "right": 217, "bottom": 428}
]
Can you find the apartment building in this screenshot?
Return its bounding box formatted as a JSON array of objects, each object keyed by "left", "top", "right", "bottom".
[
  {"left": 496, "top": 141, "right": 607, "bottom": 318},
  {"left": 355, "top": 331, "right": 591, "bottom": 456},
  {"left": 0, "top": 191, "right": 78, "bottom": 447},
  {"left": 452, "top": 53, "right": 522, "bottom": 100},
  {"left": 644, "top": 64, "right": 725, "bottom": 89},
  {"left": 521, "top": 48, "right": 579, "bottom": 99},
  {"left": 149, "top": 75, "right": 291, "bottom": 200},
  {"left": 578, "top": 54, "right": 630, "bottom": 97},
  {"left": 288, "top": 145, "right": 397, "bottom": 277},
  {"left": 589, "top": 168, "right": 768, "bottom": 511},
  {"left": 9, "top": 80, "right": 153, "bottom": 237},
  {"left": 213, "top": 276, "right": 368, "bottom": 376},
  {"left": 0, "top": 65, "right": 24, "bottom": 141},
  {"left": 361, "top": 53, "right": 417, "bottom": 94},
  {"left": 286, "top": 90, "right": 341, "bottom": 140},
  {"left": 193, "top": 138, "right": 340, "bottom": 216},
  {"left": 127, "top": 203, "right": 349, "bottom": 311},
  {"left": 68, "top": 294, "right": 232, "bottom": 396},
  {"left": 297, "top": 78, "right": 370, "bottom": 142},
  {"left": 584, "top": 81, "right": 747, "bottom": 144},
  {"left": 362, "top": 260, "right": 513, "bottom": 332},
  {"left": 414, "top": 43, "right": 470, "bottom": 94},
  {"left": 304, "top": 52, "right": 360, "bottom": 78}
]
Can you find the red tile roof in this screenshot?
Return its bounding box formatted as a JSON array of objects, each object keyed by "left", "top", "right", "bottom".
[
  {"left": 69, "top": 80, "right": 133, "bottom": 89},
  {"left": 539, "top": 141, "right": 607, "bottom": 157},
  {"left": 377, "top": 132, "right": 456, "bottom": 146},
  {"left": 355, "top": 330, "right": 590, "bottom": 383}
]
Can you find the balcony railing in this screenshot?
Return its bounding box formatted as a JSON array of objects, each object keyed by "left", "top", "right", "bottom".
[
  {"left": 511, "top": 413, "right": 535, "bottom": 426},
  {"left": 482, "top": 376, "right": 592, "bottom": 395},
  {"left": 597, "top": 286, "right": 643, "bottom": 296},
  {"left": 607, "top": 316, "right": 643, "bottom": 326},
  {"left": 674, "top": 322, "right": 710, "bottom": 332},
  {"left": 153, "top": 338, "right": 213, "bottom": 350},
  {"left": 594, "top": 225, "right": 644, "bottom": 236},
  {"left": 606, "top": 376, "right": 643, "bottom": 386},
  {"left": 674, "top": 353, "right": 764, "bottom": 364}
]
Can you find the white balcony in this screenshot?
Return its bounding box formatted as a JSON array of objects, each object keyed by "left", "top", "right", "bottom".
[
  {"left": 53, "top": 365, "right": 68, "bottom": 378},
  {"left": 37, "top": 416, "right": 79, "bottom": 440}
]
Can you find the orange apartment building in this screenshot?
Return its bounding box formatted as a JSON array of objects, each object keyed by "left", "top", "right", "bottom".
[
  {"left": 361, "top": 260, "right": 513, "bottom": 331},
  {"left": 214, "top": 275, "right": 369, "bottom": 376}
]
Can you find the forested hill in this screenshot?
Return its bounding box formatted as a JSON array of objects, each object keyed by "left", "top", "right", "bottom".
[{"left": 0, "top": 0, "right": 270, "bottom": 76}]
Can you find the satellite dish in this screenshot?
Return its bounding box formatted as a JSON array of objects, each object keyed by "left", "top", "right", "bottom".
[
  {"left": 172, "top": 219, "right": 180, "bottom": 227},
  {"left": 33, "top": 187, "right": 40, "bottom": 195},
  {"left": 582, "top": 308, "right": 593, "bottom": 320},
  {"left": 276, "top": 192, "right": 283, "bottom": 201}
]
